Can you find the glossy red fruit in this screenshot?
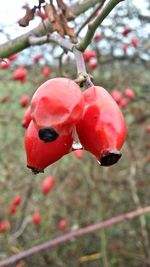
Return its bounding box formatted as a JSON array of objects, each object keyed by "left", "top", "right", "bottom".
[
  {"left": 119, "top": 98, "right": 128, "bottom": 108},
  {"left": 0, "top": 219, "right": 10, "bottom": 233},
  {"left": 146, "top": 125, "right": 150, "bottom": 134},
  {"left": 22, "top": 106, "right": 32, "bottom": 129},
  {"left": 31, "top": 78, "right": 83, "bottom": 141},
  {"left": 24, "top": 121, "right": 73, "bottom": 173},
  {"left": 73, "top": 149, "right": 83, "bottom": 158},
  {"left": 8, "top": 54, "right": 18, "bottom": 62},
  {"left": 33, "top": 54, "right": 42, "bottom": 63},
  {"left": 88, "top": 60, "right": 97, "bottom": 70},
  {"left": 111, "top": 90, "right": 122, "bottom": 104},
  {"left": 32, "top": 212, "right": 41, "bottom": 225},
  {"left": 12, "top": 195, "right": 22, "bottom": 206},
  {"left": 12, "top": 67, "right": 28, "bottom": 83},
  {"left": 1, "top": 95, "right": 9, "bottom": 103},
  {"left": 122, "top": 28, "right": 131, "bottom": 36},
  {"left": 124, "top": 88, "right": 135, "bottom": 100},
  {"left": 42, "top": 66, "right": 52, "bottom": 78},
  {"left": 42, "top": 176, "right": 56, "bottom": 195},
  {"left": 21, "top": 95, "right": 30, "bottom": 108},
  {"left": 131, "top": 38, "right": 138, "bottom": 48},
  {"left": 83, "top": 50, "right": 97, "bottom": 62},
  {"left": 76, "top": 86, "right": 126, "bottom": 166},
  {"left": 9, "top": 204, "right": 17, "bottom": 215},
  {"left": 0, "top": 60, "right": 10, "bottom": 69},
  {"left": 58, "top": 219, "right": 67, "bottom": 231}
]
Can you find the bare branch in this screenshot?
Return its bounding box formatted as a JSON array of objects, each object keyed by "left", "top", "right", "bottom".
[
  {"left": 29, "top": 33, "right": 74, "bottom": 51},
  {"left": 77, "top": 0, "right": 125, "bottom": 51},
  {"left": 0, "top": 0, "right": 102, "bottom": 58},
  {"left": 0, "top": 206, "right": 150, "bottom": 267}
]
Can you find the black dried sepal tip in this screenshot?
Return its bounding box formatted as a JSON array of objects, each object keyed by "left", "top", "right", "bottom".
[
  {"left": 100, "top": 151, "right": 122, "bottom": 166},
  {"left": 38, "top": 127, "right": 59, "bottom": 142},
  {"left": 27, "top": 165, "right": 44, "bottom": 174}
]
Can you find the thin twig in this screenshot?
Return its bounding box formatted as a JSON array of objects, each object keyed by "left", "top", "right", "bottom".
[
  {"left": 77, "top": 0, "right": 125, "bottom": 51},
  {"left": 73, "top": 47, "right": 94, "bottom": 87},
  {"left": 77, "top": 0, "right": 107, "bottom": 35},
  {"left": 0, "top": 207, "right": 150, "bottom": 267},
  {"left": 10, "top": 216, "right": 32, "bottom": 241},
  {"left": 29, "top": 33, "right": 74, "bottom": 51}
]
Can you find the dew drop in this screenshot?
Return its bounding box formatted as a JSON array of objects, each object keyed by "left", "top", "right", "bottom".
[
  {"left": 72, "top": 142, "right": 83, "bottom": 150},
  {"left": 72, "top": 127, "right": 83, "bottom": 150}
]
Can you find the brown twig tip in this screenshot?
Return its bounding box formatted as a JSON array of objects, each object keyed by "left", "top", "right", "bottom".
[
  {"left": 18, "top": 6, "right": 35, "bottom": 27},
  {"left": 0, "top": 207, "right": 150, "bottom": 267}
]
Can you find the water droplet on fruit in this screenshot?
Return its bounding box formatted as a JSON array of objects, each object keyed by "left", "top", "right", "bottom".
[
  {"left": 72, "top": 127, "right": 83, "bottom": 150},
  {"left": 72, "top": 142, "right": 83, "bottom": 150}
]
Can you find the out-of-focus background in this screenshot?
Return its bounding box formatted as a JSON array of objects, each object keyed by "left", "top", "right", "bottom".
[{"left": 0, "top": 0, "right": 150, "bottom": 266}]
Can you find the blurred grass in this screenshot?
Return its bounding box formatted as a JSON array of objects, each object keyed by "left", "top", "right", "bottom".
[{"left": 0, "top": 63, "right": 150, "bottom": 267}]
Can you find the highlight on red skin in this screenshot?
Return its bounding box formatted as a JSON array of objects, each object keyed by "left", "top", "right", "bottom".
[
  {"left": 76, "top": 86, "right": 126, "bottom": 166},
  {"left": 24, "top": 121, "right": 73, "bottom": 174},
  {"left": 22, "top": 106, "right": 32, "bottom": 129},
  {"left": 31, "top": 78, "right": 83, "bottom": 135}
]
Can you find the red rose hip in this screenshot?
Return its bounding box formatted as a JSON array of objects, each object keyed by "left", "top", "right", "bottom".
[
  {"left": 42, "top": 176, "right": 56, "bottom": 195},
  {"left": 24, "top": 121, "right": 73, "bottom": 173},
  {"left": 31, "top": 78, "right": 83, "bottom": 142},
  {"left": 76, "top": 86, "right": 126, "bottom": 166},
  {"left": 32, "top": 212, "right": 41, "bottom": 225}
]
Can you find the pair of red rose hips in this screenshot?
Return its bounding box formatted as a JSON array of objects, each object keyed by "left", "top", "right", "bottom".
[{"left": 24, "top": 77, "right": 126, "bottom": 173}]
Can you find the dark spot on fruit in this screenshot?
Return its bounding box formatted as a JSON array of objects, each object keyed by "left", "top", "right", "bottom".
[
  {"left": 27, "top": 165, "right": 44, "bottom": 174},
  {"left": 38, "top": 127, "right": 59, "bottom": 142},
  {"left": 100, "top": 151, "right": 122, "bottom": 166}
]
